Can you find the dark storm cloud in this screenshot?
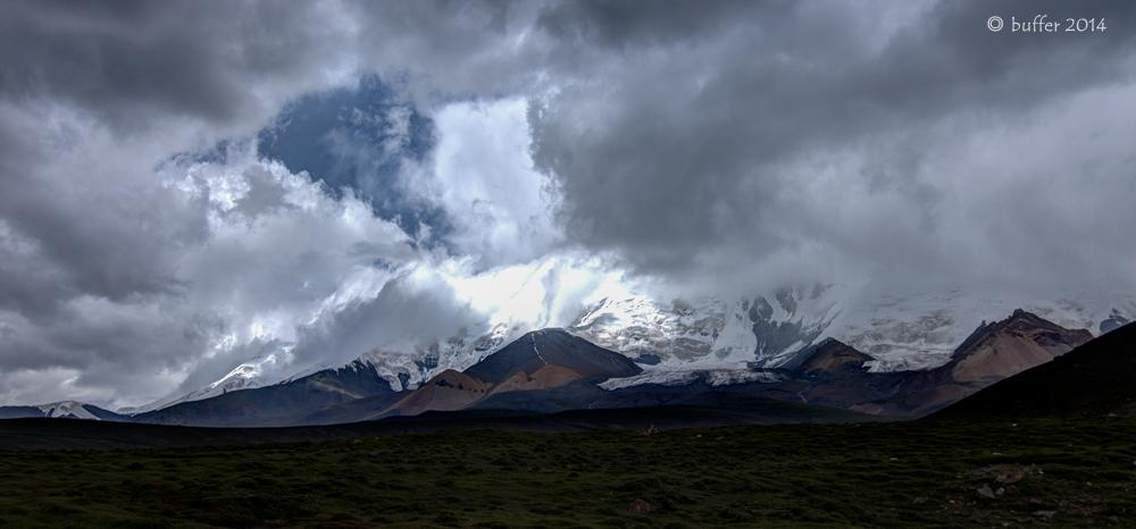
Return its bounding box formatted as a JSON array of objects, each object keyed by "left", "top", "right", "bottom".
[
  {"left": 0, "top": 107, "right": 205, "bottom": 319},
  {"left": 0, "top": 0, "right": 537, "bottom": 136},
  {"left": 2, "top": 0, "right": 1135, "bottom": 406},
  {"left": 528, "top": 0, "right": 1136, "bottom": 286},
  {"left": 537, "top": 0, "right": 782, "bottom": 47},
  {"left": 0, "top": 119, "right": 421, "bottom": 405},
  {"left": 0, "top": 0, "right": 347, "bottom": 132},
  {"left": 0, "top": 0, "right": 533, "bottom": 406}
]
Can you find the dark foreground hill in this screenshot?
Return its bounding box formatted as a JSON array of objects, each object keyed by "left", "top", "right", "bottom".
[
  {"left": 1, "top": 416, "right": 1134, "bottom": 528},
  {"left": 937, "top": 321, "right": 1136, "bottom": 418}
]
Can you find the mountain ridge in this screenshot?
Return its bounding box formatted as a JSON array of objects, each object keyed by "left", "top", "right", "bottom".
[
  {"left": 936, "top": 320, "right": 1136, "bottom": 418},
  {"left": 133, "top": 287, "right": 1136, "bottom": 413},
  {"left": 2, "top": 308, "right": 1109, "bottom": 427}
]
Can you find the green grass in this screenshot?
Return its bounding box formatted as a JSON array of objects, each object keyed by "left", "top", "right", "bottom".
[{"left": 1, "top": 417, "right": 1134, "bottom": 528}]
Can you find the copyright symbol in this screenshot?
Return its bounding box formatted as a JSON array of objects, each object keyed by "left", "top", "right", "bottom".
[{"left": 987, "top": 15, "right": 1004, "bottom": 32}]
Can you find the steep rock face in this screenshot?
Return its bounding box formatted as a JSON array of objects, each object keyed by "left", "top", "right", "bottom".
[
  {"left": 778, "top": 338, "right": 873, "bottom": 376},
  {"left": 948, "top": 310, "right": 1092, "bottom": 384},
  {"left": 876, "top": 310, "right": 1093, "bottom": 415},
  {"left": 379, "top": 330, "right": 641, "bottom": 419},
  {"left": 748, "top": 287, "right": 843, "bottom": 363},
  {"left": 937, "top": 321, "right": 1136, "bottom": 418},
  {"left": 464, "top": 329, "right": 641, "bottom": 384}
]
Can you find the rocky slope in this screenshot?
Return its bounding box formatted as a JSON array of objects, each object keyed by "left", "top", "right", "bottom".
[
  {"left": 839, "top": 310, "right": 1093, "bottom": 415},
  {"left": 379, "top": 329, "right": 641, "bottom": 419},
  {"left": 777, "top": 338, "right": 875, "bottom": 376},
  {"left": 937, "top": 320, "right": 1136, "bottom": 418},
  {"left": 380, "top": 369, "right": 492, "bottom": 418}
]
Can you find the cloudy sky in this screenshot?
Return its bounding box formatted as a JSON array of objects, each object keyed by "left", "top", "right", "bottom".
[{"left": 1, "top": 0, "right": 1134, "bottom": 407}]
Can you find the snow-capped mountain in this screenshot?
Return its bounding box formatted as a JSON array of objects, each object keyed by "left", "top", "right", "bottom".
[
  {"left": 349, "top": 321, "right": 528, "bottom": 392},
  {"left": 132, "top": 257, "right": 598, "bottom": 412},
  {"left": 0, "top": 401, "right": 125, "bottom": 421},
  {"left": 128, "top": 319, "right": 532, "bottom": 415},
  {"left": 569, "top": 284, "right": 843, "bottom": 371},
  {"left": 571, "top": 284, "right": 1136, "bottom": 379},
  {"left": 151, "top": 276, "right": 1136, "bottom": 412},
  {"left": 824, "top": 288, "right": 1136, "bottom": 372},
  {"left": 115, "top": 304, "right": 1129, "bottom": 427},
  {"left": 38, "top": 401, "right": 100, "bottom": 420},
  {"left": 313, "top": 283, "right": 1136, "bottom": 399},
  {"left": 119, "top": 353, "right": 285, "bottom": 414}
]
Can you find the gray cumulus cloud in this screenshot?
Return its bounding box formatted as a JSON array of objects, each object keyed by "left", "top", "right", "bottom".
[
  {"left": 530, "top": 0, "right": 1136, "bottom": 290},
  {"left": 1, "top": 0, "right": 1134, "bottom": 406}
]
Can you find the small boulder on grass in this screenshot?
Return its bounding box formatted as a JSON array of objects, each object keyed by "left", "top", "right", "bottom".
[
  {"left": 974, "top": 464, "right": 1042, "bottom": 485},
  {"left": 627, "top": 498, "right": 656, "bottom": 514}
]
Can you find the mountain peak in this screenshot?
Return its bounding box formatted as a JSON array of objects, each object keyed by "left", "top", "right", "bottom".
[
  {"left": 463, "top": 328, "right": 641, "bottom": 385},
  {"left": 522, "top": 327, "right": 570, "bottom": 339},
  {"left": 948, "top": 309, "right": 1092, "bottom": 385},
  {"left": 36, "top": 401, "right": 96, "bottom": 419},
  {"left": 939, "top": 321, "right": 1136, "bottom": 418},
  {"left": 956, "top": 310, "right": 1069, "bottom": 356},
  {"left": 780, "top": 338, "right": 872, "bottom": 375},
  {"left": 379, "top": 331, "right": 638, "bottom": 418}
]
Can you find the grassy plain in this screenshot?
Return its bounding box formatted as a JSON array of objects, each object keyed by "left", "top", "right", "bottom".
[{"left": 1, "top": 417, "right": 1134, "bottom": 528}]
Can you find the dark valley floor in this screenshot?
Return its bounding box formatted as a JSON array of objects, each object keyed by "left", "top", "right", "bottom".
[{"left": 1, "top": 416, "right": 1135, "bottom": 529}]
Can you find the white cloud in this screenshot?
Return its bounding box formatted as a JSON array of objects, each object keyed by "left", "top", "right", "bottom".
[
  {"left": 4, "top": 0, "right": 1136, "bottom": 409},
  {"left": 404, "top": 98, "right": 562, "bottom": 267}
]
